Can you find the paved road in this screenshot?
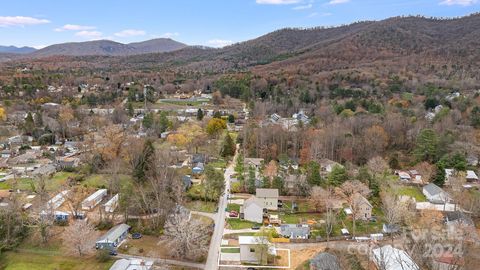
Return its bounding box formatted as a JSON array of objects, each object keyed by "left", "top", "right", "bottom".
[
  {"left": 204, "top": 146, "right": 237, "bottom": 270},
  {"left": 117, "top": 253, "right": 204, "bottom": 269}
]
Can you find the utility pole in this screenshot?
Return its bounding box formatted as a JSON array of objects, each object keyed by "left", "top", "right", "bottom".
[{"left": 143, "top": 85, "right": 147, "bottom": 112}]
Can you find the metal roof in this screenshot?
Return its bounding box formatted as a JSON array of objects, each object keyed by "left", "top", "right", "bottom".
[{"left": 96, "top": 223, "right": 130, "bottom": 243}]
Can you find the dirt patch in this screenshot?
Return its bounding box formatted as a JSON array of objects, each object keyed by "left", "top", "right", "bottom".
[
  {"left": 288, "top": 246, "right": 326, "bottom": 269},
  {"left": 119, "top": 235, "right": 172, "bottom": 258}
]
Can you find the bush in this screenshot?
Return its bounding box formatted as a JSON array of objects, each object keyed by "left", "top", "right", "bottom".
[
  {"left": 96, "top": 249, "right": 111, "bottom": 262},
  {"left": 96, "top": 220, "right": 114, "bottom": 231}
]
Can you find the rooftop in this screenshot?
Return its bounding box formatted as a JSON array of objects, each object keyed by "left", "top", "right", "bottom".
[
  {"left": 256, "top": 188, "right": 279, "bottom": 198},
  {"left": 97, "top": 223, "right": 130, "bottom": 243}
]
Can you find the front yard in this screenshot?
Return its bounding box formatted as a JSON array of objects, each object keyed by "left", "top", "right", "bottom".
[
  {"left": 226, "top": 218, "right": 260, "bottom": 230},
  {"left": 395, "top": 186, "right": 427, "bottom": 202},
  {"left": 185, "top": 200, "right": 217, "bottom": 213}
]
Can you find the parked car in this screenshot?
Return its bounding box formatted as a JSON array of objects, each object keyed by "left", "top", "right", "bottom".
[
  {"left": 109, "top": 250, "right": 118, "bottom": 256},
  {"left": 251, "top": 225, "right": 260, "bottom": 230},
  {"left": 229, "top": 211, "right": 239, "bottom": 217},
  {"left": 132, "top": 233, "right": 142, "bottom": 239}
]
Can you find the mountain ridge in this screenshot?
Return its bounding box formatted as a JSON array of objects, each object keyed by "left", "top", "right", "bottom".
[{"left": 29, "top": 38, "right": 187, "bottom": 57}]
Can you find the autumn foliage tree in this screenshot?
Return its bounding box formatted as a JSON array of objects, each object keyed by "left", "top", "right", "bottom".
[{"left": 206, "top": 118, "right": 227, "bottom": 137}]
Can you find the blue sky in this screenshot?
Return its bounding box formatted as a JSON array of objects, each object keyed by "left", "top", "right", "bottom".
[{"left": 0, "top": 0, "right": 478, "bottom": 48}]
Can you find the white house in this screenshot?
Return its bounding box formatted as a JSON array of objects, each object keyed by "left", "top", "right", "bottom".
[
  {"left": 241, "top": 197, "right": 263, "bottom": 223},
  {"left": 319, "top": 158, "right": 343, "bottom": 174},
  {"left": 371, "top": 245, "right": 419, "bottom": 270},
  {"left": 104, "top": 194, "right": 119, "bottom": 213},
  {"left": 239, "top": 236, "right": 276, "bottom": 265},
  {"left": 256, "top": 188, "right": 279, "bottom": 211},
  {"left": 423, "top": 183, "right": 451, "bottom": 204},
  {"left": 82, "top": 189, "right": 107, "bottom": 210}
]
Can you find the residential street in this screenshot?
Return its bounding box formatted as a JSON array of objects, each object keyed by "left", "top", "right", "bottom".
[{"left": 204, "top": 146, "right": 237, "bottom": 270}]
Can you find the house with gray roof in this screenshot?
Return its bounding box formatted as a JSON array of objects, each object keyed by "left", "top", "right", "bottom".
[
  {"left": 32, "top": 164, "right": 56, "bottom": 176},
  {"left": 256, "top": 188, "right": 279, "bottom": 210},
  {"left": 423, "top": 183, "right": 451, "bottom": 204},
  {"left": 96, "top": 223, "right": 131, "bottom": 250},
  {"left": 280, "top": 224, "right": 310, "bottom": 239}
]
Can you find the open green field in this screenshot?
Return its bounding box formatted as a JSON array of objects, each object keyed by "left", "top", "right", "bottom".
[
  {"left": 277, "top": 212, "right": 323, "bottom": 224},
  {"left": 83, "top": 174, "right": 133, "bottom": 189},
  {"left": 0, "top": 250, "right": 113, "bottom": 270},
  {"left": 226, "top": 218, "right": 260, "bottom": 230},
  {"left": 185, "top": 200, "right": 217, "bottom": 213},
  {"left": 394, "top": 186, "right": 427, "bottom": 202}
]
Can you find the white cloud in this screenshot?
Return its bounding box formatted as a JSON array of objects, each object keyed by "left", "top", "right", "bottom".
[
  {"left": 440, "top": 0, "right": 477, "bottom": 5},
  {"left": 308, "top": 12, "right": 332, "bottom": 17},
  {"left": 54, "top": 24, "right": 96, "bottom": 32},
  {"left": 207, "top": 39, "right": 234, "bottom": 48},
  {"left": 328, "top": 0, "right": 350, "bottom": 4},
  {"left": 0, "top": 16, "right": 50, "bottom": 27},
  {"left": 114, "top": 29, "right": 146, "bottom": 37},
  {"left": 256, "top": 0, "right": 301, "bottom": 4},
  {"left": 160, "top": 32, "right": 180, "bottom": 39},
  {"left": 293, "top": 3, "right": 313, "bottom": 9},
  {"left": 75, "top": 30, "right": 103, "bottom": 39}
]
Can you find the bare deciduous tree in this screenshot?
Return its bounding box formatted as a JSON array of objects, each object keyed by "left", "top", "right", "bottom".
[
  {"left": 337, "top": 180, "right": 371, "bottom": 237},
  {"left": 63, "top": 220, "right": 96, "bottom": 257},
  {"left": 164, "top": 207, "right": 210, "bottom": 260}
]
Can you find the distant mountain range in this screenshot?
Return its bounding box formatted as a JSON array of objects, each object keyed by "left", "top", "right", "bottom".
[
  {"left": 1, "top": 13, "right": 480, "bottom": 78},
  {"left": 0, "top": 45, "right": 37, "bottom": 54},
  {"left": 0, "top": 38, "right": 187, "bottom": 58}
]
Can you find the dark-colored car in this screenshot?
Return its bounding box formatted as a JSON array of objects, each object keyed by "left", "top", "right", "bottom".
[
  {"left": 251, "top": 225, "right": 260, "bottom": 230},
  {"left": 132, "top": 233, "right": 142, "bottom": 239},
  {"left": 109, "top": 250, "right": 118, "bottom": 256}
]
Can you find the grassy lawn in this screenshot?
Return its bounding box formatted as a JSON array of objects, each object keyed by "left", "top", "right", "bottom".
[
  {"left": 226, "top": 203, "right": 241, "bottom": 212},
  {"left": 185, "top": 200, "right": 217, "bottom": 213},
  {"left": 221, "top": 248, "right": 240, "bottom": 253},
  {"left": 395, "top": 186, "right": 427, "bottom": 202},
  {"left": 0, "top": 178, "right": 35, "bottom": 191},
  {"left": 0, "top": 250, "right": 113, "bottom": 270},
  {"left": 223, "top": 232, "right": 257, "bottom": 238},
  {"left": 47, "top": 172, "right": 77, "bottom": 190},
  {"left": 277, "top": 213, "right": 323, "bottom": 224},
  {"left": 226, "top": 219, "right": 260, "bottom": 230},
  {"left": 83, "top": 174, "right": 133, "bottom": 189},
  {"left": 281, "top": 201, "right": 316, "bottom": 212},
  {"left": 209, "top": 159, "right": 228, "bottom": 169}
]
